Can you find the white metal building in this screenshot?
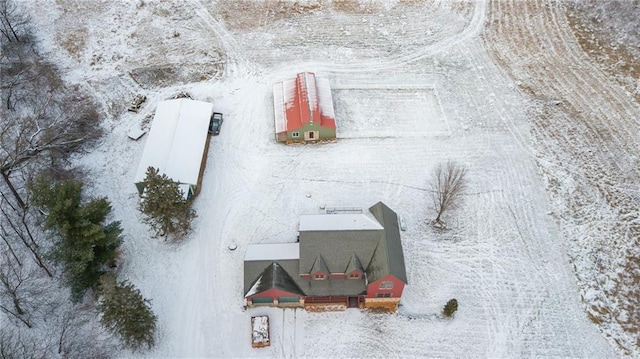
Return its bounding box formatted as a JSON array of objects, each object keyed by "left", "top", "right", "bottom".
[{"left": 134, "top": 98, "right": 214, "bottom": 199}]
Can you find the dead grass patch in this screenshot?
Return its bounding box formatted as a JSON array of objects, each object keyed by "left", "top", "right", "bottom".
[
  {"left": 566, "top": 5, "right": 640, "bottom": 103},
  {"left": 58, "top": 27, "right": 87, "bottom": 59},
  {"left": 129, "top": 63, "right": 223, "bottom": 89}
]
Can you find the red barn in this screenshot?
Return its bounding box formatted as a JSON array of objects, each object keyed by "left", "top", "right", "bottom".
[
  {"left": 243, "top": 202, "right": 408, "bottom": 312},
  {"left": 273, "top": 72, "right": 336, "bottom": 143}
]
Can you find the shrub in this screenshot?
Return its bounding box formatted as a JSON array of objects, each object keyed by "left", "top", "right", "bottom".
[{"left": 443, "top": 298, "right": 458, "bottom": 318}]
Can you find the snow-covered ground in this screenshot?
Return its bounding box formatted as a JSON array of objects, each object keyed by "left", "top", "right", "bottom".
[{"left": 20, "top": 0, "right": 639, "bottom": 357}]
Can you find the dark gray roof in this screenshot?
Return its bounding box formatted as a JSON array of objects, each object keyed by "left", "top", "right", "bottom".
[
  {"left": 309, "top": 255, "right": 330, "bottom": 275},
  {"left": 243, "top": 202, "right": 407, "bottom": 299},
  {"left": 367, "top": 202, "right": 408, "bottom": 284},
  {"left": 244, "top": 259, "right": 367, "bottom": 297},
  {"left": 300, "top": 275, "right": 367, "bottom": 297},
  {"left": 244, "top": 262, "right": 305, "bottom": 297},
  {"left": 344, "top": 254, "right": 364, "bottom": 274},
  {"left": 298, "top": 202, "right": 407, "bottom": 284},
  {"left": 299, "top": 230, "right": 381, "bottom": 275}
]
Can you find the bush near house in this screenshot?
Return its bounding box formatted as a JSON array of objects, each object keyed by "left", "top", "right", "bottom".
[{"left": 443, "top": 298, "right": 459, "bottom": 318}]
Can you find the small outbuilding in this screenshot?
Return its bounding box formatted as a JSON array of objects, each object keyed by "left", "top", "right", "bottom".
[
  {"left": 273, "top": 72, "right": 336, "bottom": 143},
  {"left": 134, "top": 98, "right": 214, "bottom": 199}
]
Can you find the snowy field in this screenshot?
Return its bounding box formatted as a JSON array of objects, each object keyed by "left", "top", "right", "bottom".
[{"left": 19, "top": 0, "right": 640, "bottom": 357}]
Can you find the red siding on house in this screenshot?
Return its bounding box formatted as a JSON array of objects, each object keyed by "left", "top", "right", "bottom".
[
  {"left": 366, "top": 274, "right": 405, "bottom": 298},
  {"left": 248, "top": 288, "right": 301, "bottom": 300}
]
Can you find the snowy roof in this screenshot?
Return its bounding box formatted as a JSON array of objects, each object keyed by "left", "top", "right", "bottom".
[
  {"left": 273, "top": 72, "right": 336, "bottom": 134},
  {"left": 127, "top": 128, "right": 146, "bottom": 140},
  {"left": 134, "top": 99, "right": 213, "bottom": 188},
  {"left": 316, "top": 77, "right": 336, "bottom": 121},
  {"left": 299, "top": 213, "right": 384, "bottom": 231},
  {"left": 244, "top": 243, "right": 300, "bottom": 261}
]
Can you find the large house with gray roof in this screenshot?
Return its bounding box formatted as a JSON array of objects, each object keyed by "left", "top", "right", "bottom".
[{"left": 244, "top": 202, "right": 407, "bottom": 311}]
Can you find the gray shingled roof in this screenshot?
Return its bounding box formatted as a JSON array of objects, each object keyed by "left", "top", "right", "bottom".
[
  {"left": 243, "top": 202, "right": 407, "bottom": 299},
  {"left": 344, "top": 253, "right": 364, "bottom": 274},
  {"left": 367, "top": 202, "right": 408, "bottom": 284},
  {"left": 244, "top": 259, "right": 367, "bottom": 297},
  {"left": 244, "top": 262, "right": 305, "bottom": 297},
  {"left": 300, "top": 275, "right": 367, "bottom": 297},
  {"left": 298, "top": 202, "right": 407, "bottom": 284},
  {"left": 309, "top": 255, "right": 330, "bottom": 275},
  {"left": 299, "top": 230, "right": 381, "bottom": 275}
]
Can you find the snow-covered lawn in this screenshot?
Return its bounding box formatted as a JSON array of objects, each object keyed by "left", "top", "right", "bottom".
[{"left": 21, "top": 0, "right": 637, "bottom": 357}]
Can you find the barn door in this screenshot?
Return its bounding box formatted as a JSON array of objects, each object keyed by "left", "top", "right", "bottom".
[{"left": 304, "top": 131, "right": 319, "bottom": 141}]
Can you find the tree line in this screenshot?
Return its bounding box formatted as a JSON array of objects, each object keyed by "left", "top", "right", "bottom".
[{"left": 0, "top": 0, "right": 157, "bottom": 355}]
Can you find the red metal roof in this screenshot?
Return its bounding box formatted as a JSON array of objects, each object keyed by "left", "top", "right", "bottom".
[{"left": 275, "top": 72, "right": 336, "bottom": 133}]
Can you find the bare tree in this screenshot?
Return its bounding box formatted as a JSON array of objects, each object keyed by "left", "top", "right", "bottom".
[
  {"left": 0, "top": 0, "right": 31, "bottom": 44},
  {"left": 0, "top": 89, "right": 101, "bottom": 209},
  {"left": 1, "top": 6, "right": 101, "bottom": 210},
  {"left": 0, "top": 249, "right": 32, "bottom": 328},
  {"left": 0, "top": 326, "right": 42, "bottom": 359},
  {"left": 55, "top": 306, "right": 113, "bottom": 358},
  {"left": 429, "top": 161, "right": 468, "bottom": 228},
  {"left": 0, "top": 189, "right": 53, "bottom": 277}
]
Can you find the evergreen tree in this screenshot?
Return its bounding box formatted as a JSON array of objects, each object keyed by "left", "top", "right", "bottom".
[
  {"left": 98, "top": 280, "right": 157, "bottom": 351},
  {"left": 443, "top": 298, "right": 459, "bottom": 318},
  {"left": 139, "top": 167, "right": 196, "bottom": 239},
  {"left": 30, "top": 178, "right": 123, "bottom": 301}
]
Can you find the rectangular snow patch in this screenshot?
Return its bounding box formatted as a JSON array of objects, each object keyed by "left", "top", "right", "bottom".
[
  {"left": 333, "top": 87, "right": 449, "bottom": 138},
  {"left": 245, "top": 243, "right": 299, "bottom": 261}
]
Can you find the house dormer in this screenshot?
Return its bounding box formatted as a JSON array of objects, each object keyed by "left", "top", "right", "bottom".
[
  {"left": 309, "top": 255, "right": 329, "bottom": 280},
  {"left": 344, "top": 254, "right": 364, "bottom": 280}
]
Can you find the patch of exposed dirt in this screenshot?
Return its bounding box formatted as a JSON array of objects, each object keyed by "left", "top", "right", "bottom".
[
  {"left": 566, "top": 1, "right": 640, "bottom": 103},
  {"left": 129, "top": 63, "right": 223, "bottom": 89},
  {"left": 216, "top": 0, "right": 432, "bottom": 31}
]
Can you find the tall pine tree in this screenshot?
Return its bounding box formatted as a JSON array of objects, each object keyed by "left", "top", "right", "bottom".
[
  {"left": 31, "top": 178, "right": 123, "bottom": 301},
  {"left": 99, "top": 279, "right": 157, "bottom": 351},
  {"left": 139, "top": 167, "right": 196, "bottom": 239}
]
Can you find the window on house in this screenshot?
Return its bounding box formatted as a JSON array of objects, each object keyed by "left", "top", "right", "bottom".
[
  {"left": 308, "top": 131, "right": 315, "bottom": 139},
  {"left": 292, "top": 132, "right": 299, "bottom": 138},
  {"left": 376, "top": 293, "right": 392, "bottom": 298},
  {"left": 379, "top": 281, "right": 393, "bottom": 289},
  {"left": 348, "top": 273, "right": 360, "bottom": 279},
  {"left": 314, "top": 274, "right": 326, "bottom": 280}
]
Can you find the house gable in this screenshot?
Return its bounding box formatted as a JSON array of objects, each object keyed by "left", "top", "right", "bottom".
[
  {"left": 366, "top": 274, "right": 406, "bottom": 299},
  {"left": 309, "top": 255, "right": 330, "bottom": 280},
  {"left": 345, "top": 254, "right": 365, "bottom": 279},
  {"left": 245, "top": 262, "right": 305, "bottom": 298}
]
